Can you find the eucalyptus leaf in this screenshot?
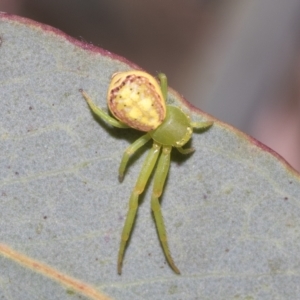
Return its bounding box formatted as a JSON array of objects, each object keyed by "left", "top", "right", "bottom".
[{"left": 1, "top": 13, "right": 300, "bottom": 300}]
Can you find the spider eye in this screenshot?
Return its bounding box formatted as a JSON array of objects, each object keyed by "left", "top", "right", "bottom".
[{"left": 107, "top": 71, "right": 166, "bottom": 132}]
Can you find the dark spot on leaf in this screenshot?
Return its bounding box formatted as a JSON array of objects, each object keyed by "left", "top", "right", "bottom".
[
  {"left": 29, "top": 106, "right": 33, "bottom": 110},
  {"left": 15, "top": 172, "right": 19, "bottom": 176},
  {"left": 284, "top": 197, "right": 288, "bottom": 201},
  {"left": 66, "top": 289, "right": 75, "bottom": 295},
  {"left": 43, "top": 216, "right": 47, "bottom": 219}
]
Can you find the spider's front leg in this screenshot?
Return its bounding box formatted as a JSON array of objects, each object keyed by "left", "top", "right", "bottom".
[
  {"left": 118, "top": 142, "right": 161, "bottom": 274},
  {"left": 177, "top": 120, "right": 213, "bottom": 155},
  {"left": 80, "top": 90, "right": 129, "bottom": 128},
  {"left": 151, "top": 145, "right": 180, "bottom": 274}
]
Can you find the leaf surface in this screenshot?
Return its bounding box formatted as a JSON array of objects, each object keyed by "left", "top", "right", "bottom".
[{"left": 0, "top": 13, "right": 300, "bottom": 300}]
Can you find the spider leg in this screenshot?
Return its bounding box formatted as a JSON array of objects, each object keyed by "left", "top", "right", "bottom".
[
  {"left": 151, "top": 145, "right": 180, "bottom": 274},
  {"left": 177, "top": 146, "right": 195, "bottom": 155},
  {"left": 119, "top": 133, "right": 152, "bottom": 182},
  {"left": 80, "top": 90, "right": 129, "bottom": 128},
  {"left": 118, "top": 143, "right": 161, "bottom": 274},
  {"left": 157, "top": 73, "right": 168, "bottom": 100},
  {"left": 191, "top": 120, "right": 213, "bottom": 129}
]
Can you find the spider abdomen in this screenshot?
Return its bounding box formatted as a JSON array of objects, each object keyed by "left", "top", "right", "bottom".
[{"left": 107, "top": 71, "right": 166, "bottom": 132}]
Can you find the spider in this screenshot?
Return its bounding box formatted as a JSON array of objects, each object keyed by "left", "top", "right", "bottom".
[{"left": 80, "top": 70, "right": 213, "bottom": 274}]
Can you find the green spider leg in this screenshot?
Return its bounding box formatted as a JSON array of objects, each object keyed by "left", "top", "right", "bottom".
[
  {"left": 151, "top": 145, "right": 180, "bottom": 274},
  {"left": 118, "top": 133, "right": 152, "bottom": 182},
  {"left": 177, "top": 121, "right": 213, "bottom": 155},
  {"left": 117, "top": 143, "right": 180, "bottom": 275},
  {"left": 80, "top": 89, "right": 129, "bottom": 129},
  {"left": 191, "top": 121, "right": 213, "bottom": 129},
  {"left": 157, "top": 73, "right": 168, "bottom": 100},
  {"left": 118, "top": 142, "right": 161, "bottom": 274}
]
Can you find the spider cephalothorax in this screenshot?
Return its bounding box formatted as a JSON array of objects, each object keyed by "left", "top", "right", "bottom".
[{"left": 81, "top": 70, "right": 213, "bottom": 274}]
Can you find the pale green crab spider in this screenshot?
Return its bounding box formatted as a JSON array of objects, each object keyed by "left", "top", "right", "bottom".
[{"left": 80, "top": 70, "right": 213, "bottom": 274}]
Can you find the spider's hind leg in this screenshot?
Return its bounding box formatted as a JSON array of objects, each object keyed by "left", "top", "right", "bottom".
[
  {"left": 118, "top": 142, "right": 161, "bottom": 274},
  {"left": 151, "top": 145, "right": 180, "bottom": 274}
]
